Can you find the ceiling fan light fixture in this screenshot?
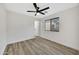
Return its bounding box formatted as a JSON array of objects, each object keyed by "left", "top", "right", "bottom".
[{"left": 37, "top": 13, "right": 40, "bottom": 15}]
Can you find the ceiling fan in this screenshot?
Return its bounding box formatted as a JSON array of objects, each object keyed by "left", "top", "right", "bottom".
[{"left": 27, "top": 3, "right": 50, "bottom": 16}]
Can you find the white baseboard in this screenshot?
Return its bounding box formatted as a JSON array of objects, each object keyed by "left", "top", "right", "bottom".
[{"left": 7, "top": 36, "right": 35, "bottom": 45}]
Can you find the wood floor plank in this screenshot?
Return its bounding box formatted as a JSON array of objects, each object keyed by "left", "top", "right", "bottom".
[
  {"left": 24, "top": 40, "right": 36, "bottom": 55},
  {"left": 28, "top": 39, "right": 51, "bottom": 55},
  {"left": 34, "top": 38, "right": 63, "bottom": 55},
  {"left": 4, "top": 36, "right": 79, "bottom": 55}
]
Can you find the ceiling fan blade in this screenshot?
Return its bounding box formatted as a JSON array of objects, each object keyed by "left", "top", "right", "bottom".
[
  {"left": 35, "top": 13, "right": 37, "bottom": 16},
  {"left": 39, "top": 7, "right": 49, "bottom": 11},
  {"left": 33, "top": 3, "right": 38, "bottom": 9},
  {"left": 27, "top": 11, "right": 36, "bottom": 12},
  {"left": 39, "top": 11, "right": 45, "bottom": 15}
]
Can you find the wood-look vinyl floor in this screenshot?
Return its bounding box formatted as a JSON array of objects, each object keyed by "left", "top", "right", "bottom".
[{"left": 3, "top": 37, "right": 79, "bottom": 55}]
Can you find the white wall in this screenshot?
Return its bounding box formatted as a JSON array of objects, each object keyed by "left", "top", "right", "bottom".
[
  {"left": 40, "top": 6, "right": 79, "bottom": 50},
  {"left": 0, "top": 4, "right": 7, "bottom": 54},
  {"left": 7, "top": 11, "right": 37, "bottom": 44}
]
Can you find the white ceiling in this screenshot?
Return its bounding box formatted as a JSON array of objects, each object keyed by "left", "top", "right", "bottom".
[{"left": 4, "top": 3, "right": 79, "bottom": 18}]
